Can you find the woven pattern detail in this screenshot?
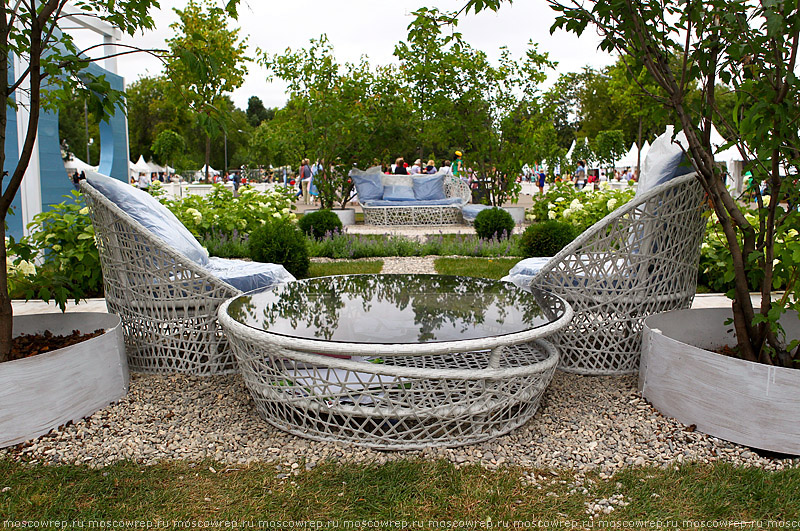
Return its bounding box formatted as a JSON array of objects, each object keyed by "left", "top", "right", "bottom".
[
  {"left": 223, "top": 332, "right": 559, "bottom": 449},
  {"left": 80, "top": 182, "right": 240, "bottom": 375},
  {"left": 362, "top": 178, "right": 471, "bottom": 226},
  {"left": 516, "top": 174, "right": 707, "bottom": 375}
]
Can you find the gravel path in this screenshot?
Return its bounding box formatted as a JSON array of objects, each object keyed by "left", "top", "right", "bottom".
[
  {"left": 2, "top": 257, "right": 797, "bottom": 475},
  {"left": 2, "top": 372, "right": 795, "bottom": 475}
]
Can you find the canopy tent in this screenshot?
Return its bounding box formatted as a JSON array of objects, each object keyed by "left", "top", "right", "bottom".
[
  {"left": 614, "top": 143, "right": 639, "bottom": 168},
  {"left": 132, "top": 155, "right": 150, "bottom": 174},
  {"left": 64, "top": 155, "right": 97, "bottom": 174},
  {"left": 565, "top": 139, "right": 576, "bottom": 161},
  {"left": 146, "top": 160, "right": 165, "bottom": 174}
]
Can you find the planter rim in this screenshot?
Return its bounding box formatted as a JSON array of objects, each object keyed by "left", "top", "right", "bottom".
[{"left": 7, "top": 312, "right": 122, "bottom": 366}]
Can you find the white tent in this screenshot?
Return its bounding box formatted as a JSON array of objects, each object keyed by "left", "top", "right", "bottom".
[
  {"left": 565, "top": 139, "right": 576, "bottom": 161},
  {"left": 64, "top": 155, "right": 97, "bottom": 174},
  {"left": 146, "top": 160, "right": 165, "bottom": 173},
  {"left": 614, "top": 142, "right": 639, "bottom": 168},
  {"left": 132, "top": 155, "right": 150, "bottom": 174}
]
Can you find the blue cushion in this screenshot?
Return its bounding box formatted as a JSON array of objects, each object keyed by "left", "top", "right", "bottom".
[
  {"left": 85, "top": 171, "right": 210, "bottom": 266},
  {"left": 203, "top": 257, "right": 295, "bottom": 292},
  {"left": 412, "top": 174, "right": 446, "bottom": 200},
  {"left": 461, "top": 204, "right": 491, "bottom": 221},
  {"left": 382, "top": 185, "right": 416, "bottom": 201},
  {"left": 361, "top": 197, "right": 464, "bottom": 207},
  {"left": 502, "top": 257, "right": 552, "bottom": 285},
  {"left": 349, "top": 168, "right": 384, "bottom": 201}
]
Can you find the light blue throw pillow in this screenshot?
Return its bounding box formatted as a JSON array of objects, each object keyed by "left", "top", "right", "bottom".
[
  {"left": 638, "top": 127, "right": 695, "bottom": 195},
  {"left": 85, "top": 171, "right": 210, "bottom": 266},
  {"left": 349, "top": 167, "right": 384, "bottom": 201},
  {"left": 382, "top": 185, "right": 416, "bottom": 201},
  {"left": 412, "top": 174, "right": 446, "bottom": 200}
]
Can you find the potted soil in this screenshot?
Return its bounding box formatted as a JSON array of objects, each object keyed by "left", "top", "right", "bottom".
[
  {"left": 0, "top": 312, "right": 128, "bottom": 448},
  {"left": 639, "top": 308, "right": 800, "bottom": 455}
]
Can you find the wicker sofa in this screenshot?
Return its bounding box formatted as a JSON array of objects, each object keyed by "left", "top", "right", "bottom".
[
  {"left": 352, "top": 167, "right": 472, "bottom": 225},
  {"left": 80, "top": 172, "right": 294, "bottom": 375}
]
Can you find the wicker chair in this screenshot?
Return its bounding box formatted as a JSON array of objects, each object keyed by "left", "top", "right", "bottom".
[
  {"left": 80, "top": 179, "right": 289, "bottom": 375},
  {"left": 504, "top": 172, "right": 707, "bottom": 375}
]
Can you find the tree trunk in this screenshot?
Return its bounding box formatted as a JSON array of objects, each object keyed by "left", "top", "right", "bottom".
[
  {"left": 205, "top": 135, "right": 211, "bottom": 182},
  {"left": 0, "top": 221, "right": 11, "bottom": 363},
  {"left": 636, "top": 115, "right": 643, "bottom": 179}
]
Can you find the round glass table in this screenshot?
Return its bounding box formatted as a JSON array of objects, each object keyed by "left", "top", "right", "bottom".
[{"left": 218, "top": 274, "right": 572, "bottom": 449}]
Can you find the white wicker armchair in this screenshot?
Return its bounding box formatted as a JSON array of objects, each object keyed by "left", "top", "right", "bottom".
[
  {"left": 80, "top": 179, "right": 292, "bottom": 375},
  {"left": 504, "top": 173, "right": 707, "bottom": 375}
]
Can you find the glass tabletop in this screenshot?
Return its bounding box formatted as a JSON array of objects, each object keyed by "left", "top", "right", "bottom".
[{"left": 226, "top": 274, "right": 567, "bottom": 345}]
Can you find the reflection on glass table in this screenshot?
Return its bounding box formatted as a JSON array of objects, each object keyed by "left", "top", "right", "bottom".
[{"left": 219, "top": 274, "right": 573, "bottom": 450}]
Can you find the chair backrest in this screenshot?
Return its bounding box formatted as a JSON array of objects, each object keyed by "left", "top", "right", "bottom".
[{"left": 79, "top": 179, "right": 239, "bottom": 304}]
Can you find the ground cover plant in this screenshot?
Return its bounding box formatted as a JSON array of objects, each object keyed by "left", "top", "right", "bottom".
[
  {"left": 1, "top": 459, "right": 798, "bottom": 523},
  {"left": 307, "top": 260, "right": 383, "bottom": 278},
  {"left": 434, "top": 257, "right": 518, "bottom": 280}
]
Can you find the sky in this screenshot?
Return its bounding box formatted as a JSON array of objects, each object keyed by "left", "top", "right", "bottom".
[{"left": 66, "top": 0, "right": 617, "bottom": 110}]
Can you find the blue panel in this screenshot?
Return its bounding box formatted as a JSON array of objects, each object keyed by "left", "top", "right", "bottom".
[
  {"left": 89, "top": 67, "right": 128, "bottom": 182},
  {"left": 38, "top": 105, "right": 72, "bottom": 209},
  {"left": 5, "top": 60, "right": 23, "bottom": 239}
]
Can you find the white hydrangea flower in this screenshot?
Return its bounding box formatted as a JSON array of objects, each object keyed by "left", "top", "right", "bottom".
[
  {"left": 600, "top": 181, "right": 611, "bottom": 191},
  {"left": 526, "top": 213, "right": 536, "bottom": 221},
  {"left": 79, "top": 206, "right": 89, "bottom": 215},
  {"left": 555, "top": 197, "right": 565, "bottom": 202},
  {"left": 607, "top": 198, "right": 618, "bottom": 211},
  {"left": 185, "top": 208, "right": 202, "bottom": 223},
  {"left": 272, "top": 212, "right": 282, "bottom": 218},
  {"left": 547, "top": 203, "right": 555, "bottom": 209},
  {"left": 281, "top": 207, "right": 290, "bottom": 214},
  {"left": 569, "top": 198, "right": 584, "bottom": 210},
  {"left": 788, "top": 229, "right": 798, "bottom": 238},
  {"left": 701, "top": 242, "right": 710, "bottom": 250},
  {"left": 237, "top": 219, "right": 247, "bottom": 229},
  {"left": 563, "top": 208, "right": 573, "bottom": 218},
  {"left": 548, "top": 211, "right": 557, "bottom": 220},
  {"left": 763, "top": 195, "right": 771, "bottom": 207}
]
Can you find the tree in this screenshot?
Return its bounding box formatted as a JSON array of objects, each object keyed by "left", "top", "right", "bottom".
[
  {"left": 151, "top": 130, "right": 185, "bottom": 173},
  {"left": 166, "top": 0, "right": 248, "bottom": 181},
  {"left": 592, "top": 130, "right": 626, "bottom": 177},
  {"left": 246, "top": 96, "right": 275, "bottom": 127},
  {"left": 468, "top": 0, "right": 800, "bottom": 367},
  {"left": 126, "top": 76, "right": 192, "bottom": 163},
  {"left": 262, "top": 35, "right": 413, "bottom": 209},
  {"left": 0, "top": 1, "right": 159, "bottom": 362}
]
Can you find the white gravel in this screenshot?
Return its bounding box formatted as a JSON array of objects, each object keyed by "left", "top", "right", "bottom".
[
  {"left": 2, "top": 371, "right": 796, "bottom": 475},
  {"left": 2, "top": 256, "right": 797, "bottom": 475}
]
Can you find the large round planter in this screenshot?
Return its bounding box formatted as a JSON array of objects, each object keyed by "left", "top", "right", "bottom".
[
  {"left": 502, "top": 206, "right": 526, "bottom": 225},
  {"left": 305, "top": 208, "right": 356, "bottom": 226},
  {"left": 0, "top": 313, "right": 128, "bottom": 448},
  {"left": 639, "top": 308, "right": 800, "bottom": 455}
]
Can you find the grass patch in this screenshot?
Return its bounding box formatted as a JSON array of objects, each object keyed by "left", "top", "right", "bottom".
[
  {"left": 306, "top": 260, "right": 383, "bottom": 278},
  {"left": 434, "top": 257, "right": 519, "bottom": 279},
  {"left": 0, "top": 459, "right": 798, "bottom": 523}
]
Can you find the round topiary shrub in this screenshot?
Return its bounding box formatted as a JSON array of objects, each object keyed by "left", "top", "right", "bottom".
[
  {"left": 473, "top": 207, "right": 515, "bottom": 240},
  {"left": 520, "top": 220, "right": 579, "bottom": 257},
  {"left": 249, "top": 220, "right": 310, "bottom": 278},
  {"left": 298, "top": 209, "right": 343, "bottom": 240}
]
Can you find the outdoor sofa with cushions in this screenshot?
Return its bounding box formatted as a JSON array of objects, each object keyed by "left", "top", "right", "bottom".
[
  {"left": 80, "top": 171, "right": 295, "bottom": 375},
  {"left": 351, "top": 167, "right": 472, "bottom": 225},
  {"left": 503, "top": 128, "right": 707, "bottom": 375}
]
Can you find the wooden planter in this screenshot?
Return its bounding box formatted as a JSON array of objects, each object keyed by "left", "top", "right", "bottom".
[
  {"left": 639, "top": 308, "right": 800, "bottom": 455},
  {"left": 0, "top": 313, "right": 128, "bottom": 448}
]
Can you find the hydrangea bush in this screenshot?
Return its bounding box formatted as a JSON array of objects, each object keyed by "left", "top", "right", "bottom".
[
  {"left": 526, "top": 182, "right": 635, "bottom": 230},
  {"left": 162, "top": 184, "right": 296, "bottom": 240}
]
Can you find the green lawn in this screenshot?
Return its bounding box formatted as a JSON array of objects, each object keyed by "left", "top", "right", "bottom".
[
  {"left": 434, "top": 257, "right": 519, "bottom": 279},
  {"left": 1, "top": 459, "right": 797, "bottom": 523},
  {"left": 306, "top": 260, "right": 383, "bottom": 278}
]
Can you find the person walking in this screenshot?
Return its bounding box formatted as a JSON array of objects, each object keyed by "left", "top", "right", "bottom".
[{"left": 452, "top": 151, "right": 463, "bottom": 178}]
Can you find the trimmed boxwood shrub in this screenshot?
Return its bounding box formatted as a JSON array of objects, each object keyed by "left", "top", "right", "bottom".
[
  {"left": 474, "top": 207, "right": 515, "bottom": 240},
  {"left": 520, "top": 220, "right": 579, "bottom": 257},
  {"left": 249, "top": 220, "right": 310, "bottom": 278},
  {"left": 298, "top": 209, "right": 343, "bottom": 240}
]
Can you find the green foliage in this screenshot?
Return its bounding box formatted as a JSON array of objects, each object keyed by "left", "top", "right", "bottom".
[
  {"left": 151, "top": 130, "right": 185, "bottom": 170},
  {"left": 527, "top": 181, "right": 636, "bottom": 231},
  {"left": 473, "top": 208, "right": 515, "bottom": 240},
  {"left": 592, "top": 130, "right": 627, "bottom": 171},
  {"left": 433, "top": 257, "right": 519, "bottom": 280},
  {"left": 248, "top": 220, "right": 310, "bottom": 278},
  {"left": 306, "top": 232, "right": 523, "bottom": 259},
  {"left": 297, "top": 210, "right": 343, "bottom": 240},
  {"left": 520, "top": 220, "right": 579, "bottom": 258},
  {"left": 6, "top": 192, "right": 102, "bottom": 310},
  {"left": 164, "top": 184, "right": 295, "bottom": 240}
]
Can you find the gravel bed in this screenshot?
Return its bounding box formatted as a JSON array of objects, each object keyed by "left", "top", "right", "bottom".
[{"left": 1, "top": 371, "right": 796, "bottom": 475}]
